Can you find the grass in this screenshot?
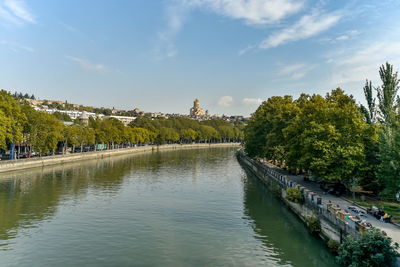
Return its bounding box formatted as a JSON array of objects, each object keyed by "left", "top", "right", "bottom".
[{"left": 354, "top": 200, "right": 400, "bottom": 224}]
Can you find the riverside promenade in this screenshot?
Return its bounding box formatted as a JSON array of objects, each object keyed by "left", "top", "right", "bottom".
[
  {"left": 258, "top": 158, "right": 400, "bottom": 247},
  {"left": 0, "top": 143, "right": 240, "bottom": 174}
]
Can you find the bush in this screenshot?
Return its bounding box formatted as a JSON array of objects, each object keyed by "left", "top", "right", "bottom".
[
  {"left": 269, "top": 182, "right": 281, "bottom": 197},
  {"left": 327, "top": 238, "right": 340, "bottom": 255},
  {"left": 306, "top": 216, "right": 321, "bottom": 235},
  {"left": 286, "top": 187, "right": 304, "bottom": 204},
  {"left": 337, "top": 228, "right": 399, "bottom": 267}
]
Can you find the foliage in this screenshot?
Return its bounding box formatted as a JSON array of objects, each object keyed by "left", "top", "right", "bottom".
[
  {"left": 358, "top": 62, "right": 400, "bottom": 197},
  {"left": 12, "top": 91, "right": 35, "bottom": 100},
  {"left": 52, "top": 111, "right": 72, "bottom": 122},
  {"left": 130, "top": 117, "right": 242, "bottom": 144},
  {"left": 377, "top": 125, "right": 400, "bottom": 197},
  {"left": 361, "top": 80, "right": 376, "bottom": 124},
  {"left": 244, "top": 88, "right": 368, "bottom": 185},
  {"left": 376, "top": 62, "right": 399, "bottom": 125},
  {"left": 25, "top": 107, "right": 63, "bottom": 155},
  {"left": 244, "top": 62, "right": 400, "bottom": 196},
  {"left": 285, "top": 187, "right": 304, "bottom": 204},
  {"left": 305, "top": 216, "right": 321, "bottom": 235},
  {"left": 327, "top": 238, "right": 340, "bottom": 255},
  {"left": 337, "top": 228, "right": 399, "bottom": 267},
  {"left": 0, "top": 90, "right": 27, "bottom": 149},
  {"left": 0, "top": 90, "right": 242, "bottom": 157}
]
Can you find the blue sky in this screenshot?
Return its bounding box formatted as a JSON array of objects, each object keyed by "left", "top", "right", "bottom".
[{"left": 1, "top": 0, "right": 400, "bottom": 116}]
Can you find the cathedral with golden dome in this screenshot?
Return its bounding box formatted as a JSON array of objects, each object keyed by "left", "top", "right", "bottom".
[{"left": 189, "top": 98, "right": 206, "bottom": 117}]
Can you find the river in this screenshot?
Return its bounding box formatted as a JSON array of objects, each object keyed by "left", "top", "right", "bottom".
[{"left": 0, "top": 147, "right": 337, "bottom": 266}]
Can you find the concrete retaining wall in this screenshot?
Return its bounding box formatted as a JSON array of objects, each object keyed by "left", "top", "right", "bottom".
[
  {"left": 0, "top": 143, "right": 240, "bottom": 174},
  {"left": 237, "top": 151, "right": 355, "bottom": 243}
]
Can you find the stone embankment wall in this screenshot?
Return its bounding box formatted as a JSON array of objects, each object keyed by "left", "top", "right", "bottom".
[
  {"left": 237, "top": 150, "right": 361, "bottom": 243},
  {"left": 0, "top": 143, "right": 240, "bottom": 174}
]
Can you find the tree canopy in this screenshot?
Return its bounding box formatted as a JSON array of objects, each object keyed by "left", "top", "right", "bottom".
[
  {"left": 0, "top": 90, "right": 242, "bottom": 158},
  {"left": 244, "top": 62, "right": 400, "bottom": 198}
]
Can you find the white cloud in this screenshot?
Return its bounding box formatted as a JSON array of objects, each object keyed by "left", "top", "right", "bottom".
[
  {"left": 0, "top": 6, "right": 20, "bottom": 24},
  {"left": 259, "top": 11, "right": 341, "bottom": 49},
  {"left": 157, "top": 0, "right": 304, "bottom": 59},
  {"left": 328, "top": 41, "right": 400, "bottom": 85},
  {"left": 278, "top": 63, "right": 315, "bottom": 80},
  {"left": 2, "top": 0, "right": 35, "bottom": 24},
  {"left": 187, "top": 0, "right": 304, "bottom": 25},
  {"left": 0, "top": 40, "right": 34, "bottom": 52},
  {"left": 242, "top": 98, "right": 263, "bottom": 105},
  {"left": 218, "top": 95, "right": 234, "bottom": 107},
  {"left": 154, "top": 2, "right": 189, "bottom": 60},
  {"left": 321, "top": 30, "right": 360, "bottom": 43},
  {"left": 66, "top": 56, "right": 106, "bottom": 71},
  {"left": 336, "top": 35, "right": 349, "bottom": 41},
  {"left": 238, "top": 44, "right": 257, "bottom": 56}
]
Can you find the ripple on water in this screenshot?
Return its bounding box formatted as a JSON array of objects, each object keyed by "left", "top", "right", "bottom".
[{"left": 0, "top": 148, "right": 338, "bottom": 267}]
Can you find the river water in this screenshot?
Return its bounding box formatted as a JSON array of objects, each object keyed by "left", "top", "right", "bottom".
[{"left": 0, "top": 147, "right": 337, "bottom": 266}]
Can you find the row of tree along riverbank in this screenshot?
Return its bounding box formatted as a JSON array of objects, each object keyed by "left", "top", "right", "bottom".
[
  {"left": 243, "top": 63, "right": 400, "bottom": 200},
  {"left": 0, "top": 90, "right": 243, "bottom": 159}
]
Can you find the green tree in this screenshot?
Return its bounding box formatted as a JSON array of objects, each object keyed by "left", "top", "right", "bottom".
[
  {"left": 362, "top": 63, "right": 400, "bottom": 197},
  {"left": 377, "top": 124, "right": 400, "bottom": 197},
  {"left": 337, "top": 229, "right": 399, "bottom": 267},
  {"left": 360, "top": 80, "right": 376, "bottom": 124},
  {"left": 52, "top": 111, "right": 72, "bottom": 122},
  {"left": 157, "top": 127, "right": 179, "bottom": 144},
  {"left": 286, "top": 89, "right": 367, "bottom": 183},
  {"left": 25, "top": 110, "right": 63, "bottom": 155},
  {"left": 376, "top": 62, "right": 399, "bottom": 125},
  {"left": 180, "top": 128, "right": 198, "bottom": 143},
  {"left": 0, "top": 90, "right": 26, "bottom": 149}
]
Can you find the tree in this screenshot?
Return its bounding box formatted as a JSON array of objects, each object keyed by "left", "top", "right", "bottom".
[
  {"left": 362, "top": 63, "right": 400, "bottom": 197},
  {"left": 53, "top": 111, "right": 72, "bottom": 122},
  {"left": 198, "top": 125, "right": 219, "bottom": 143},
  {"left": 157, "top": 127, "right": 179, "bottom": 144},
  {"left": 180, "top": 128, "right": 198, "bottom": 143},
  {"left": 0, "top": 110, "right": 12, "bottom": 149},
  {"left": 284, "top": 90, "right": 368, "bottom": 183},
  {"left": 377, "top": 124, "right": 400, "bottom": 197},
  {"left": 360, "top": 80, "right": 376, "bottom": 124},
  {"left": 337, "top": 229, "right": 399, "bottom": 267},
  {"left": 25, "top": 110, "right": 63, "bottom": 155},
  {"left": 244, "top": 89, "right": 369, "bottom": 185},
  {"left": 62, "top": 125, "right": 80, "bottom": 153},
  {"left": 376, "top": 62, "right": 399, "bottom": 125},
  {"left": 0, "top": 90, "right": 26, "bottom": 148}
]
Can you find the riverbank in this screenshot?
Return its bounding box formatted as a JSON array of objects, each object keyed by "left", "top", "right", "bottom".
[
  {"left": 236, "top": 150, "right": 400, "bottom": 246},
  {"left": 0, "top": 143, "right": 240, "bottom": 174}
]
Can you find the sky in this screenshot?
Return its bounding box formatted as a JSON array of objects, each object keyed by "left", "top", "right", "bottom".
[{"left": 1, "top": 0, "right": 400, "bottom": 116}]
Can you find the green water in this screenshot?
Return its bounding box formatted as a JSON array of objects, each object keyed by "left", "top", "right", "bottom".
[{"left": 0, "top": 147, "right": 337, "bottom": 266}]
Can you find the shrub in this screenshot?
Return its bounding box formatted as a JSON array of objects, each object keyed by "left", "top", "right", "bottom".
[
  {"left": 327, "top": 238, "right": 340, "bottom": 255},
  {"left": 269, "top": 182, "right": 281, "bottom": 197},
  {"left": 286, "top": 187, "right": 304, "bottom": 204},
  {"left": 337, "top": 228, "right": 399, "bottom": 267},
  {"left": 306, "top": 216, "right": 321, "bottom": 235}
]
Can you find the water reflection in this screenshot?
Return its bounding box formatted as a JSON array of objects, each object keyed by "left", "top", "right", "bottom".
[
  {"left": 0, "top": 147, "right": 338, "bottom": 266},
  {"left": 242, "top": 168, "right": 338, "bottom": 266},
  {"left": 0, "top": 148, "right": 225, "bottom": 245}
]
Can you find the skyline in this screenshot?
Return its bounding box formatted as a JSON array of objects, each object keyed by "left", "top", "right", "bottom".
[{"left": 1, "top": 0, "right": 400, "bottom": 115}]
